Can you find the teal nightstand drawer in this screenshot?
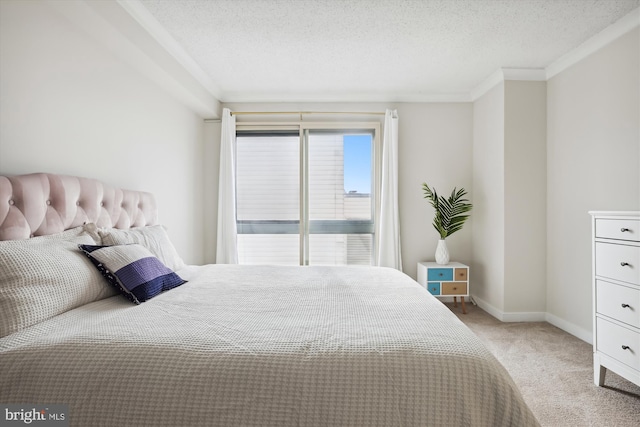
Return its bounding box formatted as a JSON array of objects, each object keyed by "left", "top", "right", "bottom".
[
  {"left": 427, "top": 282, "right": 441, "bottom": 295},
  {"left": 427, "top": 268, "right": 453, "bottom": 281}
]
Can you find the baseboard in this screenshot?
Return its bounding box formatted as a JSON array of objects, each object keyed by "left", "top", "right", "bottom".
[
  {"left": 471, "top": 295, "right": 504, "bottom": 320},
  {"left": 502, "top": 311, "right": 548, "bottom": 322},
  {"left": 545, "top": 312, "right": 592, "bottom": 345},
  {"left": 471, "top": 295, "right": 592, "bottom": 344},
  {"left": 472, "top": 295, "right": 546, "bottom": 322}
]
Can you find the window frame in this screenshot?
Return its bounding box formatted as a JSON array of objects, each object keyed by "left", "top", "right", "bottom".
[{"left": 235, "top": 121, "right": 381, "bottom": 265}]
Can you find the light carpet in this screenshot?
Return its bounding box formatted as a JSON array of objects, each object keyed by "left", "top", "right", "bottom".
[{"left": 449, "top": 302, "right": 640, "bottom": 427}]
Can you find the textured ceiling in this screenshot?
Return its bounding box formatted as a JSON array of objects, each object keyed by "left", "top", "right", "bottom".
[{"left": 137, "top": 0, "right": 639, "bottom": 102}]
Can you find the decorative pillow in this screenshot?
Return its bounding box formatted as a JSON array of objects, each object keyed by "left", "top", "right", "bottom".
[
  {"left": 97, "top": 225, "right": 185, "bottom": 271},
  {"left": 78, "top": 244, "right": 186, "bottom": 304},
  {"left": 0, "top": 227, "right": 116, "bottom": 338}
]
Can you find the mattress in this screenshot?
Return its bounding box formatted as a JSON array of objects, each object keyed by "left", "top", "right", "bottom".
[{"left": 0, "top": 264, "right": 539, "bottom": 426}]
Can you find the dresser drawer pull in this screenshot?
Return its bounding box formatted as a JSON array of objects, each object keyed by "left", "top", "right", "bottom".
[
  {"left": 620, "top": 262, "right": 630, "bottom": 267},
  {"left": 621, "top": 303, "right": 631, "bottom": 308},
  {"left": 621, "top": 228, "right": 630, "bottom": 232},
  {"left": 622, "top": 345, "right": 630, "bottom": 351}
]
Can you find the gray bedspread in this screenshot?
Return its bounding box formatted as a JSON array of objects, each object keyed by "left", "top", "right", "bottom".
[{"left": 0, "top": 265, "right": 539, "bottom": 426}]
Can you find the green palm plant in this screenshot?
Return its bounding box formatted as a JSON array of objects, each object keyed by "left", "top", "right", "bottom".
[{"left": 422, "top": 183, "right": 473, "bottom": 239}]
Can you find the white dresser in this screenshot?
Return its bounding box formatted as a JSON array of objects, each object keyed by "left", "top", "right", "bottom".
[{"left": 590, "top": 211, "right": 640, "bottom": 387}]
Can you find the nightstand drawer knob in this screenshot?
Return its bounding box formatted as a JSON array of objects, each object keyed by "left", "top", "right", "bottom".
[
  {"left": 621, "top": 303, "right": 630, "bottom": 308},
  {"left": 620, "top": 262, "right": 630, "bottom": 267},
  {"left": 621, "top": 228, "right": 630, "bottom": 232},
  {"left": 622, "top": 345, "right": 630, "bottom": 351}
]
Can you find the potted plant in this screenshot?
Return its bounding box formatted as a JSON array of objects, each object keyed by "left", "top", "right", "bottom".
[{"left": 422, "top": 183, "right": 473, "bottom": 264}]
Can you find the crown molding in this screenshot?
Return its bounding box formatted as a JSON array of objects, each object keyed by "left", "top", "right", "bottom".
[
  {"left": 220, "top": 91, "right": 472, "bottom": 104},
  {"left": 46, "top": 0, "right": 219, "bottom": 118},
  {"left": 470, "top": 69, "right": 504, "bottom": 101},
  {"left": 502, "top": 68, "right": 547, "bottom": 81},
  {"left": 115, "top": 1, "right": 638, "bottom": 105},
  {"left": 546, "top": 7, "right": 640, "bottom": 79},
  {"left": 471, "top": 7, "right": 639, "bottom": 102},
  {"left": 470, "top": 68, "right": 546, "bottom": 101},
  {"left": 116, "top": 0, "right": 222, "bottom": 99}
]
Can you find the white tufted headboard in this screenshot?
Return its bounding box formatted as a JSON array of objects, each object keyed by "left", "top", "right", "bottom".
[{"left": 0, "top": 173, "right": 158, "bottom": 240}]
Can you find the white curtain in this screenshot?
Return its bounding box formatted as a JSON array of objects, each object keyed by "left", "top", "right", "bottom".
[
  {"left": 216, "top": 108, "right": 238, "bottom": 264},
  {"left": 376, "top": 109, "right": 402, "bottom": 270}
]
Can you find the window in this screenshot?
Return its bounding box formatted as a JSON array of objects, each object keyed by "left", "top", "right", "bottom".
[
  {"left": 236, "top": 131, "right": 300, "bottom": 265},
  {"left": 236, "top": 124, "right": 378, "bottom": 266}
]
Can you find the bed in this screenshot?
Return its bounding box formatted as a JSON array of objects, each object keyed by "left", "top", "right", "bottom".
[{"left": 0, "top": 173, "right": 539, "bottom": 426}]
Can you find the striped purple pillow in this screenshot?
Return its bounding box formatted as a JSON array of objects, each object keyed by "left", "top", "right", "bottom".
[{"left": 78, "top": 244, "right": 186, "bottom": 304}]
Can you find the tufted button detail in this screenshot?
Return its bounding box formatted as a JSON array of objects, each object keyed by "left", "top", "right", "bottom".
[
  {"left": 76, "top": 201, "right": 80, "bottom": 206},
  {"left": 8, "top": 199, "right": 14, "bottom": 206},
  {"left": 100, "top": 202, "right": 104, "bottom": 207},
  {"left": 46, "top": 200, "right": 51, "bottom": 206},
  {"left": 30, "top": 233, "right": 35, "bottom": 238}
]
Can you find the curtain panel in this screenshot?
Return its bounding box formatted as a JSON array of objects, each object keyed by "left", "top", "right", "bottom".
[
  {"left": 376, "top": 109, "right": 402, "bottom": 270},
  {"left": 216, "top": 108, "right": 238, "bottom": 264}
]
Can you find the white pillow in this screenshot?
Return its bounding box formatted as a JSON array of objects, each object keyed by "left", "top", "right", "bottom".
[
  {"left": 0, "top": 227, "right": 116, "bottom": 338},
  {"left": 97, "top": 225, "right": 185, "bottom": 271}
]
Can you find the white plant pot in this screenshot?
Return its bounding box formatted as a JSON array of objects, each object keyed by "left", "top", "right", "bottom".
[{"left": 435, "top": 239, "right": 450, "bottom": 265}]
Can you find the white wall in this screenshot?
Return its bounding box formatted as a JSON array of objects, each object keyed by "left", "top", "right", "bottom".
[
  {"left": 0, "top": 0, "right": 206, "bottom": 264},
  {"left": 546, "top": 28, "right": 640, "bottom": 340},
  {"left": 217, "top": 102, "right": 474, "bottom": 277},
  {"left": 504, "top": 81, "right": 547, "bottom": 315},
  {"left": 203, "top": 121, "right": 221, "bottom": 264},
  {"left": 472, "top": 83, "right": 506, "bottom": 312},
  {"left": 396, "top": 103, "right": 473, "bottom": 278},
  {"left": 471, "top": 80, "right": 547, "bottom": 319}
]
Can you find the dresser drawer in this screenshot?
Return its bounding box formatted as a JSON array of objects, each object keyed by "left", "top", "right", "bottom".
[
  {"left": 441, "top": 282, "right": 467, "bottom": 295},
  {"left": 595, "top": 242, "right": 640, "bottom": 285},
  {"left": 454, "top": 268, "right": 468, "bottom": 281},
  {"left": 427, "top": 268, "right": 453, "bottom": 281},
  {"left": 596, "top": 280, "right": 640, "bottom": 328},
  {"left": 596, "top": 318, "right": 640, "bottom": 371},
  {"left": 426, "top": 282, "right": 441, "bottom": 295},
  {"left": 596, "top": 219, "right": 640, "bottom": 242}
]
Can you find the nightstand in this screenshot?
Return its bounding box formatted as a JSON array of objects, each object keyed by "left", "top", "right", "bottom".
[{"left": 417, "top": 261, "right": 469, "bottom": 314}]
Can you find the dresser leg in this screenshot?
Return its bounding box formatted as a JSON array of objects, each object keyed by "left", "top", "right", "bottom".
[
  {"left": 594, "top": 361, "right": 606, "bottom": 386},
  {"left": 453, "top": 296, "right": 458, "bottom": 308},
  {"left": 460, "top": 297, "right": 467, "bottom": 314}
]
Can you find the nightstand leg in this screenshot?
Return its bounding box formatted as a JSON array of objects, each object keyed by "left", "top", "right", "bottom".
[
  {"left": 453, "top": 296, "right": 458, "bottom": 308},
  {"left": 460, "top": 297, "right": 467, "bottom": 314}
]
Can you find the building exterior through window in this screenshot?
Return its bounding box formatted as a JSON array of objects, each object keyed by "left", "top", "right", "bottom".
[{"left": 236, "top": 126, "right": 376, "bottom": 266}]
